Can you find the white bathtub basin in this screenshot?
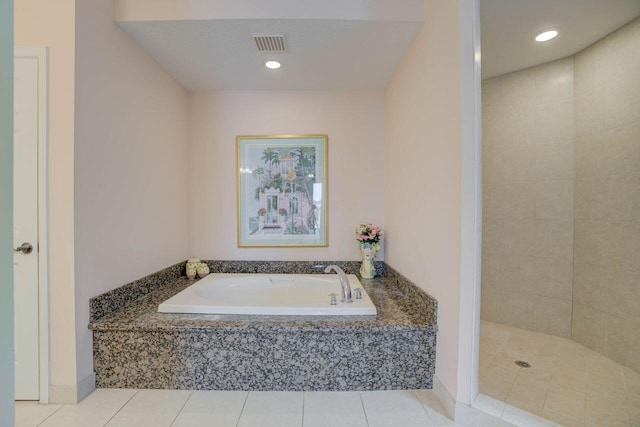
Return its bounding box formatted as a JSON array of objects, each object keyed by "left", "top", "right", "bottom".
[{"left": 158, "top": 273, "right": 377, "bottom": 316}]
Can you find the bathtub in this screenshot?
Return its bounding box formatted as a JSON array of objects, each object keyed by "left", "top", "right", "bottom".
[{"left": 157, "top": 273, "right": 377, "bottom": 316}]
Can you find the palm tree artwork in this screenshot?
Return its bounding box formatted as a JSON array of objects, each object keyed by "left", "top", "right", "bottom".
[
  {"left": 238, "top": 135, "right": 326, "bottom": 247},
  {"left": 248, "top": 145, "right": 318, "bottom": 236}
]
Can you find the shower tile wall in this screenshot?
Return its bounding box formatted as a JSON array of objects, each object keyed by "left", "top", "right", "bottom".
[
  {"left": 573, "top": 17, "right": 640, "bottom": 372},
  {"left": 482, "top": 58, "right": 575, "bottom": 338}
]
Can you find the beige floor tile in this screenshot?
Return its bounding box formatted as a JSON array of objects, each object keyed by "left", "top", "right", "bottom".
[
  {"left": 544, "top": 385, "right": 586, "bottom": 423},
  {"left": 529, "top": 333, "right": 561, "bottom": 353},
  {"left": 481, "top": 335, "right": 505, "bottom": 354},
  {"left": 105, "top": 389, "right": 192, "bottom": 427},
  {"left": 40, "top": 389, "right": 138, "bottom": 427},
  {"left": 506, "top": 382, "right": 548, "bottom": 415},
  {"left": 542, "top": 407, "right": 585, "bottom": 427},
  {"left": 551, "top": 368, "right": 588, "bottom": 393},
  {"left": 502, "top": 404, "right": 562, "bottom": 427},
  {"left": 489, "top": 355, "right": 523, "bottom": 375},
  {"left": 479, "top": 351, "right": 496, "bottom": 373},
  {"left": 590, "top": 371, "right": 627, "bottom": 394},
  {"left": 623, "top": 367, "right": 640, "bottom": 397},
  {"left": 303, "top": 391, "right": 368, "bottom": 427},
  {"left": 500, "top": 336, "right": 532, "bottom": 359},
  {"left": 515, "top": 368, "right": 553, "bottom": 390},
  {"left": 527, "top": 356, "right": 559, "bottom": 377},
  {"left": 360, "top": 390, "right": 432, "bottom": 427},
  {"left": 586, "top": 389, "right": 631, "bottom": 425},
  {"left": 588, "top": 352, "right": 625, "bottom": 378},
  {"left": 587, "top": 382, "right": 629, "bottom": 402},
  {"left": 585, "top": 407, "right": 631, "bottom": 427},
  {"left": 558, "top": 339, "right": 591, "bottom": 356},
  {"left": 479, "top": 374, "right": 516, "bottom": 401},
  {"left": 556, "top": 346, "right": 589, "bottom": 372},
  {"left": 628, "top": 396, "right": 640, "bottom": 426},
  {"left": 15, "top": 401, "right": 63, "bottom": 427},
  {"left": 237, "top": 391, "right": 303, "bottom": 427},
  {"left": 171, "top": 390, "right": 247, "bottom": 427}
]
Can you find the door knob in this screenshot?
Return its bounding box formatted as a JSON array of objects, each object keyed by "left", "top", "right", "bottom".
[{"left": 13, "top": 242, "right": 33, "bottom": 254}]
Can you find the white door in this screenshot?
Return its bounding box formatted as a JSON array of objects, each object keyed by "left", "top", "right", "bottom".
[{"left": 13, "top": 56, "right": 40, "bottom": 400}]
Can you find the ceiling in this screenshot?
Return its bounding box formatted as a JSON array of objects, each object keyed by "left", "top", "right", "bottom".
[
  {"left": 116, "top": 0, "right": 640, "bottom": 89},
  {"left": 480, "top": 0, "right": 640, "bottom": 80},
  {"left": 118, "top": 19, "right": 423, "bottom": 91}
]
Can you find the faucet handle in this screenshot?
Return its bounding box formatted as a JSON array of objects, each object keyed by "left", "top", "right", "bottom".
[
  {"left": 329, "top": 293, "right": 338, "bottom": 305},
  {"left": 355, "top": 288, "right": 362, "bottom": 299}
]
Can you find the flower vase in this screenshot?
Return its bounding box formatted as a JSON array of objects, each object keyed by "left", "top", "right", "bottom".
[{"left": 359, "top": 242, "right": 378, "bottom": 279}]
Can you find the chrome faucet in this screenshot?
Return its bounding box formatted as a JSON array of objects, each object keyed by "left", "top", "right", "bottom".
[{"left": 324, "top": 265, "right": 352, "bottom": 303}]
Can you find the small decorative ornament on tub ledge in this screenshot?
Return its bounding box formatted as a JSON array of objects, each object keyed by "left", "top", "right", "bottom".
[
  {"left": 186, "top": 258, "right": 200, "bottom": 280},
  {"left": 197, "top": 262, "right": 210, "bottom": 278},
  {"left": 355, "top": 222, "right": 382, "bottom": 279}
]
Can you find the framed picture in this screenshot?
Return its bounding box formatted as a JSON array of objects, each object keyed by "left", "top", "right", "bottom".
[{"left": 237, "top": 134, "right": 328, "bottom": 247}]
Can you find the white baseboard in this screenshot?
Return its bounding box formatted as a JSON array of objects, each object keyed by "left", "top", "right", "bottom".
[
  {"left": 432, "top": 376, "right": 456, "bottom": 420},
  {"left": 432, "top": 376, "right": 516, "bottom": 427},
  {"left": 455, "top": 403, "right": 517, "bottom": 427},
  {"left": 49, "top": 372, "right": 95, "bottom": 404}
]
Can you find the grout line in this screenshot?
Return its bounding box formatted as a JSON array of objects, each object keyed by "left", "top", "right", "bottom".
[
  {"left": 581, "top": 384, "right": 587, "bottom": 426},
  {"left": 34, "top": 402, "right": 65, "bottom": 426},
  {"left": 539, "top": 382, "right": 551, "bottom": 421},
  {"left": 169, "top": 390, "right": 193, "bottom": 427},
  {"left": 411, "top": 389, "right": 433, "bottom": 420},
  {"left": 102, "top": 389, "right": 140, "bottom": 426},
  {"left": 358, "top": 392, "right": 370, "bottom": 427},
  {"left": 235, "top": 390, "right": 250, "bottom": 427}
]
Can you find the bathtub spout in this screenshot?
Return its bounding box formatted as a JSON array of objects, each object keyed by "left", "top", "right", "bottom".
[{"left": 324, "top": 265, "right": 352, "bottom": 303}]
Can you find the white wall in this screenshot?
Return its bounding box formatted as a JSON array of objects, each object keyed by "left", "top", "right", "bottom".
[
  {"left": 14, "top": 0, "right": 78, "bottom": 390},
  {"left": 0, "top": 1, "right": 14, "bottom": 423},
  {"left": 74, "top": 0, "right": 190, "bottom": 389},
  {"left": 385, "top": 0, "right": 477, "bottom": 402},
  {"left": 188, "top": 90, "right": 385, "bottom": 261}
]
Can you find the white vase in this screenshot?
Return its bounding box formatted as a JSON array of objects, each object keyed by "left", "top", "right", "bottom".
[{"left": 359, "top": 243, "right": 378, "bottom": 279}]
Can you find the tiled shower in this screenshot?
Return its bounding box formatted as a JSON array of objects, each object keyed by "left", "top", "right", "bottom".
[{"left": 481, "top": 16, "right": 639, "bottom": 374}]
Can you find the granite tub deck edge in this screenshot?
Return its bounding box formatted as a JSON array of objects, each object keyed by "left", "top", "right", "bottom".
[
  {"left": 89, "top": 262, "right": 185, "bottom": 322},
  {"left": 89, "top": 261, "right": 438, "bottom": 391}
]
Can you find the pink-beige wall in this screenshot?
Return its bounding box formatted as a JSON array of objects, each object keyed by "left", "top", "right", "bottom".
[
  {"left": 188, "top": 91, "right": 384, "bottom": 261},
  {"left": 14, "top": 0, "right": 79, "bottom": 389},
  {"left": 73, "top": 0, "right": 190, "bottom": 385},
  {"left": 385, "top": 0, "right": 469, "bottom": 400}
]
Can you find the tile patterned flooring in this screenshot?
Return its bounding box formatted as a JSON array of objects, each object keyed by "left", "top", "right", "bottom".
[
  {"left": 16, "top": 389, "right": 462, "bottom": 427},
  {"left": 480, "top": 320, "right": 640, "bottom": 427}
]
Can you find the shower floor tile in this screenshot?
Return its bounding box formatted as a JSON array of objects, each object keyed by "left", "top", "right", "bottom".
[{"left": 479, "top": 320, "right": 639, "bottom": 427}]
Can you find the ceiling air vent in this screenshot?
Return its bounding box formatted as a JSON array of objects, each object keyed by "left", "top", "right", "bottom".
[{"left": 252, "top": 34, "right": 287, "bottom": 53}]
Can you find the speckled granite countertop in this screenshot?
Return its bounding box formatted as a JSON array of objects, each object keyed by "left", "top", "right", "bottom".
[
  {"left": 90, "top": 262, "right": 438, "bottom": 390},
  {"left": 89, "top": 272, "right": 437, "bottom": 333}
]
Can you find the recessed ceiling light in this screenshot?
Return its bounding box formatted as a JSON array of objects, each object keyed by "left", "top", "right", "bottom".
[
  {"left": 534, "top": 30, "right": 558, "bottom": 42},
  {"left": 265, "top": 60, "right": 281, "bottom": 70}
]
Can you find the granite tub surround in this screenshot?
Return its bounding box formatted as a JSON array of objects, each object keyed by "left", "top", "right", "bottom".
[
  {"left": 89, "top": 262, "right": 185, "bottom": 322},
  {"left": 89, "top": 261, "right": 437, "bottom": 391}
]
